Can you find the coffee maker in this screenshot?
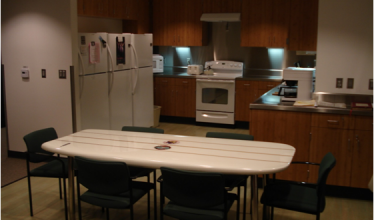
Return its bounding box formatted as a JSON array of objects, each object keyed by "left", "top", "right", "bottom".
[{"left": 278, "top": 68, "right": 315, "bottom": 101}]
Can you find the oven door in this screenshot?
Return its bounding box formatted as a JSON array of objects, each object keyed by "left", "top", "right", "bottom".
[{"left": 196, "top": 79, "right": 235, "bottom": 112}]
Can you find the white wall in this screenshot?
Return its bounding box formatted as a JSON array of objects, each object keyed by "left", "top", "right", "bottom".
[
  {"left": 315, "top": 0, "right": 373, "bottom": 94},
  {"left": 2, "top": 0, "right": 75, "bottom": 152}
]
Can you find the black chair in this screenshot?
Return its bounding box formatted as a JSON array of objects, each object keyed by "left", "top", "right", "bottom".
[
  {"left": 206, "top": 132, "right": 254, "bottom": 220},
  {"left": 23, "top": 127, "right": 68, "bottom": 220},
  {"left": 159, "top": 167, "right": 240, "bottom": 220},
  {"left": 260, "top": 152, "right": 336, "bottom": 220},
  {"left": 75, "top": 156, "right": 155, "bottom": 220},
  {"left": 121, "top": 125, "right": 164, "bottom": 219}
]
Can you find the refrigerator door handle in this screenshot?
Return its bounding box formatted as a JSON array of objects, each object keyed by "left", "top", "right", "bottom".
[
  {"left": 130, "top": 43, "right": 139, "bottom": 94},
  {"left": 107, "top": 44, "right": 115, "bottom": 95}
]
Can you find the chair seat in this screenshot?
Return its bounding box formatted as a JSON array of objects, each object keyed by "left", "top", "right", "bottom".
[
  {"left": 128, "top": 166, "right": 154, "bottom": 178},
  {"left": 163, "top": 193, "right": 237, "bottom": 220},
  {"left": 80, "top": 181, "right": 153, "bottom": 209},
  {"left": 261, "top": 183, "right": 324, "bottom": 215},
  {"left": 224, "top": 175, "right": 247, "bottom": 187},
  {"left": 29, "top": 158, "right": 68, "bottom": 178}
]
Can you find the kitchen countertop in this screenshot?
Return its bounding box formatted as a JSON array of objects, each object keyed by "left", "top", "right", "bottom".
[
  {"left": 153, "top": 67, "right": 282, "bottom": 81},
  {"left": 250, "top": 85, "right": 373, "bottom": 116}
]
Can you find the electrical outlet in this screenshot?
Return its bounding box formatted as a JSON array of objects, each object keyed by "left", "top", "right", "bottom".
[
  {"left": 42, "top": 69, "right": 46, "bottom": 78},
  {"left": 347, "top": 78, "right": 354, "bottom": 89},
  {"left": 59, "top": 70, "right": 66, "bottom": 79},
  {"left": 369, "top": 79, "right": 373, "bottom": 90},
  {"left": 336, "top": 78, "right": 343, "bottom": 88}
]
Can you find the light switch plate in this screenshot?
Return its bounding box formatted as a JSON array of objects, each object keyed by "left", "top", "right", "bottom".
[
  {"left": 42, "top": 69, "right": 46, "bottom": 78},
  {"left": 336, "top": 78, "right": 343, "bottom": 88},
  {"left": 59, "top": 70, "right": 66, "bottom": 79},
  {"left": 347, "top": 78, "right": 354, "bottom": 89}
]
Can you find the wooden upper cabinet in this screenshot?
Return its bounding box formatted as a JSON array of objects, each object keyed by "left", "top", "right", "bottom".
[
  {"left": 108, "top": 0, "right": 125, "bottom": 19},
  {"left": 241, "top": 0, "right": 290, "bottom": 48},
  {"left": 78, "top": 0, "right": 109, "bottom": 17},
  {"left": 153, "top": 0, "right": 207, "bottom": 46},
  {"left": 288, "top": 0, "right": 318, "bottom": 51},
  {"left": 203, "top": 0, "right": 242, "bottom": 13}
]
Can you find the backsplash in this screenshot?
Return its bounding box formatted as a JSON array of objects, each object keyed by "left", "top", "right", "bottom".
[{"left": 154, "top": 22, "right": 316, "bottom": 77}]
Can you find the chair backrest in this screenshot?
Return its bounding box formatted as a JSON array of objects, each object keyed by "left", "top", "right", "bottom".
[
  {"left": 160, "top": 167, "right": 226, "bottom": 209},
  {"left": 206, "top": 132, "right": 254, "bottom": 141},
  {"left": 317, "top": 152, "right": 336, "bottom": 193},
  {"left": 121, "top": 126, "right": 164, "bottom": 134},
  {"left": 75, "top": 156, "right": 131, "bottom": 195},
  {"left": 316, "top": 152, "right": 336, "bottom": 212},
  {"left": 23, "top": 127, "right": 57, "bottom": 162}
]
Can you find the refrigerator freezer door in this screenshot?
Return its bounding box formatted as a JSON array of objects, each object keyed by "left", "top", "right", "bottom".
[
  {"left": 78, "top": 33, "right": 108, "bottom": 75},
  {"left": 107, "top": 34, "right": 132, "bottom": 71},
  {"left": 109, "top": 70, "right": 133, "bottom": 130},
  {"left": 132, "top": 67, "right": 154, "bottom": 127},
  {"left": 80, "top": 73, "right": 110, "bottom": 130},
  {"left": 131, "top": 34, "right": 153, "bottom": 68}
]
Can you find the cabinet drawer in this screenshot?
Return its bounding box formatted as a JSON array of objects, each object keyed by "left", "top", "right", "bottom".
[
  {"left": 175, "top": 78, "right": 195, "bottom": 86},
  {"left": 258, "top": 81, "right": 279, "bottom": 90},
  {"left": 311, "top": 113, "right": 352, "bottom": 129},
  {"left": 236, "top": 80, "right": 258, "bottom": 90},
  {"left": 353, "top": 116, "right": 373, "bottom": 131},
  {"left": 155, "top": 77, "right": 174, "bottom": 85}
]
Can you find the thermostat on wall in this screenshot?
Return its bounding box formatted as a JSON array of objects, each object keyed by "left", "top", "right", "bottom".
[{"left": 21, "top": 66, "right": 29, "bottom": 79}]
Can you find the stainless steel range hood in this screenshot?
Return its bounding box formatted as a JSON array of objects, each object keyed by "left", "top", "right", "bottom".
[{"left": 200, "top": 13, "right": 241, "bottom": 22}]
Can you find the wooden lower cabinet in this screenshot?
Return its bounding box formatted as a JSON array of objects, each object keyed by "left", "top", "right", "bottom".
[
  {"left": 154, "top": 77, "right": 196, "bottom": 118},
  {"left": 308, "top": 114, "right": 373, "bottom": 188},
  {"left": 250, "top": 109, "right": 312, "bottom": 182},
  {"left": 309, "top": 127, "right": 353, "bottom": 187},
  {"left": 251, "top": 110, "right": 373, "bottom": 188},
  {"left": 235, "top": 80, "right": 280, "bottom": 122}
]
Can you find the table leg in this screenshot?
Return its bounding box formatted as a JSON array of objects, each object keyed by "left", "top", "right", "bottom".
[
  {"left": 68, "top": 156, "right": 76, "bottom": 220},
  {"left": 251, "top": 175, "right": 258, "bottom": 220}
]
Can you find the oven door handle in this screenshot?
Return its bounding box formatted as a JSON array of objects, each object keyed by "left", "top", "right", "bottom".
[{"left": 196, "top": 79, "right": 235, "bottom": 83}]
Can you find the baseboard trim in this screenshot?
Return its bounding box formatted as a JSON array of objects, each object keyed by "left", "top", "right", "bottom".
[{"left": 8, "top": 151, "right": 26, "bottom": 159}]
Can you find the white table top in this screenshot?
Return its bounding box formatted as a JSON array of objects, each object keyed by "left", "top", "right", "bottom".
[{"left": 42, "top": 129, "right": 295, "bottom": 175}]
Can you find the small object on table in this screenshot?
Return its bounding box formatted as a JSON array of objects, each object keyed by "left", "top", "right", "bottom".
[
  {"left": 293, "top": 100, "right": 316, "bottom": 107},
  {"left": 351, "top": 102, "right": 373, "bottom": 111}
]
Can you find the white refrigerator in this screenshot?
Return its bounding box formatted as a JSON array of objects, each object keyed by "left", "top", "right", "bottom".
[{"left": 78, "top": 32, "right": 154, "bottom": 130}]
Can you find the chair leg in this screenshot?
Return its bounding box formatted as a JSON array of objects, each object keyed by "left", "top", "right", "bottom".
[
  {"left": 160, "top": 181, "right": 164, "bottom": 220},
  {"left": 262, "top": 204, "right": 267, "bottom": 220},
  {"left": 236, "top": 186, "right": 240, "bottom": 220},
  {"left": 316, "top": 213, "right": 320, "bottom": 220},
  {"left": 271, "top": 206, "right": 274, "bottom": 220},
  {"left": 106, "top": 208, "right": 109, "bottom": 220},
  {"left": 62, "top": 177, "right": 68, "bottom": 220},
  {"left": 27, "top": 175, "right": 33, "bottom": 216},
  {"left": 243, "top": 179, "right": 247, "bottom": 220},
  {"left": 59, "top": 178, "right": 63, "bottom": 199},
  {"left": 130, "top": 205, "right": 134, "bottom": 220},
  {"left": 147, "top": 174, "right": 150, "bottom": 219},
  {"left": 153, "top": 170, "right": 158, "bottom": 220},
  {"left": 77, "top": 179, "right": 82, "bottom": 220}
]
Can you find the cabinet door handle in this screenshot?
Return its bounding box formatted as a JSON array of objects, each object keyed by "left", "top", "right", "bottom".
[
  {"left": 327, "top": 120, "right": 339, "bottom": 123},
  {"left": 162, "top": 80, "right": 168, "bottom": 83},
  {"left": 244, "top": 84, "right": 250, "bottom": 86},
  {"left": 182, "top": 81, "right": 188, "bottom": 83},
  {"left": 267, "top": 85, "right": 273, "bottom": 87},
  {"left": 348, "top": 138, "right": 351, "bottom": 151}
]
